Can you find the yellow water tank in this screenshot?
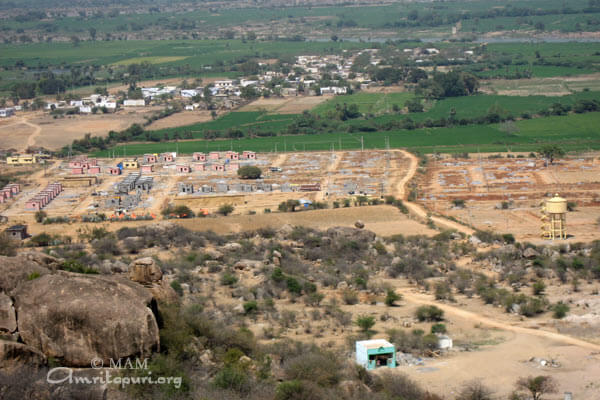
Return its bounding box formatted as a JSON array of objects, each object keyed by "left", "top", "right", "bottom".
[{"left": 546, "top": 194, "right": 567, "bottom": 214}]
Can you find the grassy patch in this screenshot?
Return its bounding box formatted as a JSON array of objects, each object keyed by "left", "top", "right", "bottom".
[
  {"left": 94, "top": 111, "right": 600, "bottom": 156},
  {"left": 112, "top": 56, "right": 189, "bottom": 66}
]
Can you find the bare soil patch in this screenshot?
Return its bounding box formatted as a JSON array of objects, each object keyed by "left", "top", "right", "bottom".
[
  {"left": 419, "top": 153, "right": 600, "bottom": 243},
  {"left": 240, "top": 96, "right": 327, "bottom": 114},
  {"left": 146, "top": 111, "right": 213, "bottom": 130}
]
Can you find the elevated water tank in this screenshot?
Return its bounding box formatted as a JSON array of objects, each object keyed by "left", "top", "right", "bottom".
[{"left": 546, "top": 194, "right": 567, "bottom": 214}]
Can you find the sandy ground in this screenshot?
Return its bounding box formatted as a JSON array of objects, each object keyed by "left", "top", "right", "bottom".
[
  {"left": 418, "top": 153, "right": 600, "bottom": 243},
  {"left": 481, "top": 73, "right": 600, "bottom": 96},
  {"left": 233, "top": 270, "right": 600, "bottom": 399},
  {"left": 397, "top": 150, "right": 475, "bottom": 235},
  {"left": 239, "top": 96, "right": 327, "bottom": 114},
  {"left": 146, "top": 110, "right": 214, "bottom": 130},
  {"left": 17, "top": 205, "right": 436, "bottom": 238},
  {"left": 0, "top": 110, "right": 155, "bottom": 151}
]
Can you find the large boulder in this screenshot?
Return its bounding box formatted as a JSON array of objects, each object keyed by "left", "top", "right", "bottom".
[
  {"left": 234, "top": 259, "right": 264, "bottom": 271},
  {"left": 14, "top": 273, "right": 159, "bottom": 367},
  {"left": 0, "top": 293, "right": 17, "bottom": 333},
  {"left": 0, "top": 339, "right": 46, "bottom": 369},
  {"left": 0, "top": 253, "right": 52, "bottom": 296},
  {"left": 221, "top": 242, "right": 243, "bottom": 252},
  {"left": 128, "top": 257, "right": 163, "bottom": 284},
  {"left": 148, "top": 279, "right": 179, "bottom": 304},
  {"left": 204, "top": 248, "right": 224, "bottom": 261},
  {"left": 326, "top": 226, "right": 376, "bottom": 243},
  {"left": 523, "top": 247, "right": 540, "bottom": 259}
]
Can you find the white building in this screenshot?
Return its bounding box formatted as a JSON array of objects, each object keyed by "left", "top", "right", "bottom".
[
  {"left": 0, "top": 108, "right": 15, "bottom": 117},
  {"left": 123, "top": 99, "right": 146, "bottom": 107},
  {"left": 240, "top": 79, "right": 259, "bottom": 87},
  {"left": 181, "top": 89, "right": 199, "bottom": 98},
  {"left": 320, "top": 86, "right": 348, "bottom": 95},
  {"left": 214, "top": 80, "right": 234, "bottom": 89}
]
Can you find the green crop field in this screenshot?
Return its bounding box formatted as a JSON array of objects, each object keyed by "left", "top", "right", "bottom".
[
  {"left": 140, "top": 91, "right": 600, "bottom": 142},
  {"left": 148, "top": 111, "right": 300, "bottom": 140},
  {"left": 0, "top": 40, "right": 370, "bottom": 69},
  {"left": 93, "top": 112, "right": 600, "bottom": 157},
  {"left": 410, "top": 91, "right": 600, "bottom": 121},
  {"left": 313, "top": 92, "right": 414, "bottom": 116}
]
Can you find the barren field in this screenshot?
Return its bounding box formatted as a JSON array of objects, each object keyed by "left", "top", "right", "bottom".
[
  {"left": 0, "top": 110, "right": 156, "bottom": 151},
  {"left": 239, "top": 96, "right": 327, "bottom": 114},
  {"left": 481, "top": 73, "right": 600, "bottom": 96},
  {"left": 146, "top": 110, "right": 214, "bottom": 130},
  {"left": 418, "top": 153, "right": 600, "bottom": 243}
]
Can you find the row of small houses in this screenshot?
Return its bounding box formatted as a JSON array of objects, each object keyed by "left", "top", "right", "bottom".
[
  {"left": 0, "top": 183, "right": 20, "bottom": 203},
  {"left": 142, "top": 151, "right": 256, "bottom": 164},
  {"left": 70, "top": 162, "right": 242, "bottom": 175},
  {"left": 24, "top": 182, "right": 63, "bottom": 211},
  {"left": 178, "top": 182, "right": 320, "bottom": 194}
]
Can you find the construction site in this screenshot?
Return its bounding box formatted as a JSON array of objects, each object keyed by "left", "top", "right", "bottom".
[
  {"left": 417, "top": 153, "right": 600, "bottom": 243},
  {"left": 2, "top": 149, "right": 600, "bottom": 244},
  {"left": 0, "top": 149, "right": 414, "bottom": 225}
]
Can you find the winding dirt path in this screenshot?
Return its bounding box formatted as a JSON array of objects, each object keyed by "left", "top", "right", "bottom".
[
  {"left": 396, "top": 150, "right": 475, "bottom": 235},
  {"left": 316, "top": 151, "right": 344, "bottom": 202},
  {"left": 401, "top": 290, "right": 600, "bottom": 351},
  {"left": 23, "top": 118, "right": 42, "bottom": 150}
]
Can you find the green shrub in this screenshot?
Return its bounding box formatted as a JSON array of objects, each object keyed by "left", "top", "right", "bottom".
[
  {"left": 0, "top": 233, "right": 17, "bottom": 256},
  {"left": 34, "top": 210, "right": 47, "bottom": 223},
  {"left": 434, "top": 281, "right": 454, "bottom": 301},
  {"left": 355, "top": 315, "right": 376, "bottom": 334},
  {"left": 341, "top": 288, "right": 359, "bottom": 305},
  {"left": 552, "top": 302, "right": 569, "bottom": 319},
  {"left": 243, "top": 300, "right": 258, "bottom": 314},
  {"left": 422, "top": 333, "right": 439, "bottom": 350},
  {"left": 519, "top": 297, "right": 547, "bottom": 317},
  {"left": 431, "top": 323, "right": 447, "bottom": 334},
  {"left": 532, "top": 280, "right": 546, "bottom": 296},
  {"left": 170, "top": 280, "right": 183, "bottom": 296},
  {"left": 385, "top": 289, "right": 401, "bottom": 306},
  {"left": 286, "top": 277, "right": 302, "bottom": 294},
  {"left": 218, "top": 203, "right": 234, "bottom": 216},
  {"left": 304, "top": 292, "right": 325, "bottom": 307},
  {"left": 283, "top": 351, "right": 341, "bottom": 387},
  {"left": 452, "top": 199, "right": 466, "bottom": 208},
  {"left": 237, "top": 165, "right": 262, "bottom": 179},
  {"left": 221, "top": 272, "right": 238, "bottom": 286},
  {"left": 272, "top": 267, "right": 285, "bottom": 282},
  {"left": 415, "top": 305, "right": 444, "bottom": 322},
  {"left": 60, "top": 260, "right": 98, "bottom": 274},
  {"left": 27, "top": 272, "right": 41, "bottom": 280},
  {"left": 502, "top": 233, "right": 516, "bottom": 244},
  {"left": 276, "top": 380, "right": 308, "bottom": 400},
  {"left": 213, "top": 366, "right": 250, "bottom": 394}
]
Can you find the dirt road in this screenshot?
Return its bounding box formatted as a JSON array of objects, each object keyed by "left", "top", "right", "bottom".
[
  {"left": 23, "top": 118, "right": 42, "bottom": 149},
  {"left": 402, "top": 290, "right": 600, "bottom": 351},
  {"left": 316, "top": 151, "right": 344, "bottom": 202},
  {"left": 397, "top": 150, "right": 475, "bottom": 235}
]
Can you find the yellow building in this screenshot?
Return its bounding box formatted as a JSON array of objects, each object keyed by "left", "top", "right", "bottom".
[
  {"left": 122, "top": 159, "right": 139, "bottom": 169},
  {"left": 6, "top": 155, "right": 37, "bottom": 165}
]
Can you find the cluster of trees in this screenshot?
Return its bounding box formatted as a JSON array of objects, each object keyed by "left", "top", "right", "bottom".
[
  {"left": 383, "top": 3, "right": 600, "bottom": 31},
  {"left": 417, "top": 71, "right": 479, "bottom": 99}
]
